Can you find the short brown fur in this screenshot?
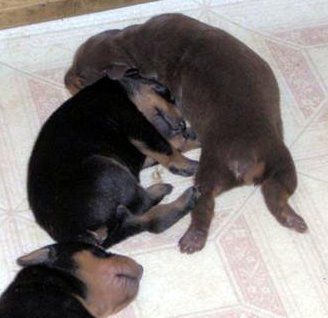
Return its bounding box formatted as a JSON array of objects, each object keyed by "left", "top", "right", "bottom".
[{"left": 65, "top": 14, "right": 308, "bottom": 254}]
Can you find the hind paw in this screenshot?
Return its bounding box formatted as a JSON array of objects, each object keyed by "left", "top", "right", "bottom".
[{"left": 277, "top": 205, "right": 308, "bottom": 233}]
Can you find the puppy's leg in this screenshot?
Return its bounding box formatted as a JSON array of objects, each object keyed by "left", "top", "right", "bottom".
[
  {"left": 126, "top": 182, "right": 173, "bottom": 215},
  {"left": 130, "top": 138, "right": 198, "bottom": 177},
  {"left": 145, "top": 183, "right": 173, "bottom": 206},
  {"left": 179, "top": 151, "right": 235, "bottom": 254},
  {"left": 261, "top": 150, "right": 307, "bottom": 232},
  {"left": 121, "top": 186, "right": 199, "bottom": 235},
  {"left": 179, "top": 191, "right": 216, "bottom": 254},
  {"left": 142, "top": 130, "right": 201, "bottom": 169},
  {"left": 170, "top": 132, "right": 201, "bottom": 153}
]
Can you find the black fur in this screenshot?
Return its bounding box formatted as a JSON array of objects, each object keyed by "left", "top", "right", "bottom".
[
  {"left": 0, "top": 243, "right": 107, "bottom": 318},
  {"left": 28, "top": 76, "right": 197, "bottom": 247}
]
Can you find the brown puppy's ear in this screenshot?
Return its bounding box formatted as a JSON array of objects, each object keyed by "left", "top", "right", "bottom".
[
  {"left": 104, "top": 63, "right": 134, "bottom": 80},
  {"left": 17, "top": 246, "right": 52, "bottom": 267}
]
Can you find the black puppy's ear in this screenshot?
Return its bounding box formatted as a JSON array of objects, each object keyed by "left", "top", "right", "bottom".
[
  {"left": 104, "top": 63, "right": 135, "bottom": 80},
  {"left": 17, "top": 246, "right": 53, "bottom": 267}
]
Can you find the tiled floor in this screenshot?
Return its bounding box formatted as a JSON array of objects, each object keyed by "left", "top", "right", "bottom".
[{"left": 1, "top": 0, "right": 328, "bottom": 317}]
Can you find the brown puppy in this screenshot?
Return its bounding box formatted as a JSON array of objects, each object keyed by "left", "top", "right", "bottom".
[{"left": 64, "top": 14, "right": 308, "bottom": 254}]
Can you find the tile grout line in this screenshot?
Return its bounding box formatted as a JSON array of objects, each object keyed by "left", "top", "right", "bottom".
[
  {"left": 0, "top": 60, "right": 65, "bottom": 90},
  {"left": 298, "top": 172, "right": 328, "bottom": 184}
]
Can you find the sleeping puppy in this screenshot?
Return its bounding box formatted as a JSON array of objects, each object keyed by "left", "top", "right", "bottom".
[
  {"left": 65, "top": 36, "right": 200, "bottom": 160},
  {"left": 64, "top": 13, "right": 308, "bottom": 254},
  {"left": 119, "top": 73, "right": 200, "bottom": 168},
  {"left": 0, "top": 242, "right": 143, "bottom": 317},
  {"left": 28, "top": 76, "right": 199, "bottom": 247}
]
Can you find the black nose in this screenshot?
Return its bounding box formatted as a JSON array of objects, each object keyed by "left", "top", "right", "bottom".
[
  {"left": 178, "top": 120, "right": 186, "bottom": 131},
  {"left": 183, "top": 127, "right": 197, "bottom": 140},
  {"left": 137, "top": 264, "right": 144, "bottom": 280}
]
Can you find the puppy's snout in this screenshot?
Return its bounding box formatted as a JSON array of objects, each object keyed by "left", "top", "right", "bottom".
[{"left": 112, "top": 255, "right": 144, "bottom": 281}]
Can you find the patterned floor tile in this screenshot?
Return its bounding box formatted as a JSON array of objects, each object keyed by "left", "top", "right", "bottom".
[{"left": 0, "top": 1, "right": 328, "bottom": 318}]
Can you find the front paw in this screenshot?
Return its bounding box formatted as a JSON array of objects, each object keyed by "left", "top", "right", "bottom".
[{"left": 179, "top": 225, "right": 208, "bottom": 254}]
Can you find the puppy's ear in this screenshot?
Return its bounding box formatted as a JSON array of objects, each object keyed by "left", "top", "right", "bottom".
[
  {"left": 17, "top": 246, "right": 53, "bottom": 267},
  {"left": 104, "top": 63, "right": 135, "bottom": 80}
]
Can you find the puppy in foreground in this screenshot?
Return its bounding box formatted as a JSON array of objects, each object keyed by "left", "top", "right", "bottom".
[
  {"left": 65, "top": 13, "right": 308, "bottom": 254},
  {"left": 0, "top": 242, "right": 143, "bottom": 317},
  {"left": 28, "top": 76, "right": 199, "bottom": 247}
]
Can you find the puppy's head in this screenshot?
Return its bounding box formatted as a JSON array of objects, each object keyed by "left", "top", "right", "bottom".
[
  {"left": 17, "top": 242, "right": 143, "bottom": 317},
  {"left": 65, "top": 29, "right": 136, "bottom": 95}
]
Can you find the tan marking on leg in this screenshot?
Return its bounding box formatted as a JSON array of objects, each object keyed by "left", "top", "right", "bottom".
[
  {"left": 169, "top": 134, "right": 201, "bottom": 152},
  {"left": 128, "top": 186, "right": 198, "bottom": 233},
  {"left": 130, "top": 139, "right": 196, "bottom": 176}
]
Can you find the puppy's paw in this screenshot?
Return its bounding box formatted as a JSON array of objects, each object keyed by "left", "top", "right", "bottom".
[
  {"left": 179, "top": 225, "right": 207, "bottom": 254},
  {"left": 278, "top": 205, "right": 308, "bottom": 233},
  {"left": 169, "top": 159, "right": 198, "bottom": 177},
  {"left": 147, "top": 183, "right": 174, "bottom": 204},
  {"left": 156, "top": 183, "right": 174, "bottom": 196}
]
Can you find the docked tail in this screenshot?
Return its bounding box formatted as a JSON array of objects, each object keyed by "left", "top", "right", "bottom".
[{"left": 226, "top": 142, "right": 265, "bottom": 184}]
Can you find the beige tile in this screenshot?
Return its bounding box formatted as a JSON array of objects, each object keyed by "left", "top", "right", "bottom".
[
  {"left": 134, "top": 243, "right": 237, "bottom": 318},
  {"left": 1, "top": 1, "right": 328, "bottom": 318}
]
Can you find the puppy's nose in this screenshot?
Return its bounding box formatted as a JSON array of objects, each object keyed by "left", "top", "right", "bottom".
[
  {"left": 137, "top": 264, "right": 144, "bottom": 280},
  {"left": 178, "top": 120, "right": 186, "bottom": 131}
]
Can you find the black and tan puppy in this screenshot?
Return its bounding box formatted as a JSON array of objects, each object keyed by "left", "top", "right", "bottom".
[
  {"left": 121, "top": 73, "right": 200, "bottom": 160},
  {"left": 64, "top": 13, "right": 308, "bottom": 254},
  {"left": 118, "top": 74, "right": 200, "bottom": 169},
  {"left": 28, "top": 76, "right": 199, "bottom": 247},
  {"left": 0, "top": 242, "right": 143, "bottom": 317}
]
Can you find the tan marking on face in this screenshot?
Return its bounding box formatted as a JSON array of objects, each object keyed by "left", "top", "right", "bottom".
[
  {"left": 73, "top": 251, "right": 142, "bottom": 318},
  {"left": 129, "top": 83, "right": 182, "bottom": 125}
]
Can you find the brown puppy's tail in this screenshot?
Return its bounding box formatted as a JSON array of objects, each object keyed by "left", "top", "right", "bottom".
[{"left": 226, "top": 141, "right": 265, "bottom": 184}]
